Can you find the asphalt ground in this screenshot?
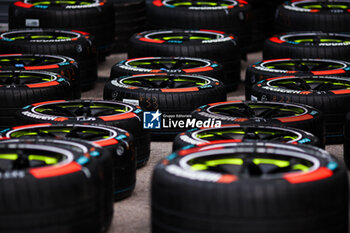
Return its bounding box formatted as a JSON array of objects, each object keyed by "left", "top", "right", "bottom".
[{"left": 84, "top": 51, "right": 346, "bottom": 233}]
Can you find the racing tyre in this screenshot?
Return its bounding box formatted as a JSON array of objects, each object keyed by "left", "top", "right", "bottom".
[
  {"left": 111, "top": 57, "right": 224, "bottom": 82},
  {"left": 0, "top": 54, "right": 81, "bottom": 99},
  {"left": 152, "top": 142, "right": 348, "bottom": 233},
  {"left": 146, "top": 0, "right": 252, "bottom": 52},
  {"left": 173, "top": 124, "right": 321, "bottom": 151},
  {"left": 263, "top": 32, "right": 350, "bottom": 61},
  {"left": 0, "top": 29, "right": 98, "bottom": 91},
  {"left": 191, "top": 100, "right": 325, "bottom": 146},
  {"left": 275, "top": 0, "right": 350, "bottom": 33},
  {"left": 9, "top": 0, "right": 114, "bottom": 59},
  {"left": 0, "top": 123, "right": 136, "bottom": 201},
  {"left": 128, "top": 29, "right": 241, "bottom": 91},
  {"left": 245, "top": 58, "right": 350, "bottom": 98},
  {"left": 251, "top": 75, "right": 350, "bottom": 144},
  {"left": 16, "top": 99, "right": 150, "bottom": 167},
  {"left": 0, "top": 138, "right": 113, "bottom": 233},
  {"left": 0, "top": 70, "right": 73, "bottom": 129},
  {"left": 104, "top": 74, "right": 226, "bottom": 139}
]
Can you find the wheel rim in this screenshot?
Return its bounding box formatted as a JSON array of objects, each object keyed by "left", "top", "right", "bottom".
[
  {"left": 281, "top": 34, "right": 350, "bottom": 44},
  {"left": 33, "top": 102, "right": 132, "bottom": 118},
  {"left": 208, "top": 102, "right": 306, "bottom": 119},
  {"left": 185, "top": 152, "right": 314, "bottom": 177},
  {"left": 8, "top": 125, "right": 114, "bottom": 142},
  {"left": 293, "top": 1, "right": 350, "bottom": 10},
  {"left": 146, "top": 30, "right": 223, "bottom": 42},
  {"left": 120, "top": 75, "right": 210, "bottom": 88},
  {"left": 163, "top": 0, "right": 237, "bottom": 7},
  {"left": 194, "top": 126, "right": 302, "bottom": 143},
  {"left": 0, "top": 148, "right": 67, "bottom": 171},
  {"left": 1, "top": 31, "right": 79, "bottom": 41},
  {"left": 0, "top": 55, "right": 65, "bottom": 68},
  {"left": 24, "top": 0, "right": 99, "bottom": 6},
  {"left": 268, "top": 77, "right": 350, "bottom": 92},
  {"left": 261, "top": 59, "right": 346, "bottom": 72},
  {"left": 0, "top": 72, "right": 55, "bottom": 85},
  {"left": 125, "top": 57, "right": 210, "bottom": 71}
]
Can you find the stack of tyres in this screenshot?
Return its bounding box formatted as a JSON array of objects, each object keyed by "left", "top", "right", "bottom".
[
  {"left": 0, "top": 138, "right": 114, "bottom": 233},
  {"left": 0, "top": 123, "right": 136, "bottom": 201},
  {"left": 111, "top": 0, "right": 147, "bottom": 53},
  {"left": 16, "top": 99, "right": 151, "bottom": 168},
  {"left": 191, "top": 100, "right": 325, "bottom": 146},
  {"left": 250, "top": 75, "right": 350, "bottom": 144},
  {"left": 0, "top": 29, "right": 98, "bottom": 91},
  {"left": 128, "top": 29, "right": 241, "bottom": 91},
  {"left": 0, "top": 70, "right": 74, "bottom": 129},
  {"left": 8, "top": 0, "right": 114, "bottom": 60},
  {"left": 152, "top": 142, "right": 348, "bottom": 233},
  {"left": 0, "top": 54, "right": 81, "bottom": 99},
  {"left": 0, "top": 0, "right": 14, "bottom": 23},
  {"left": 146, "top": 0, "right": 252, "bottom": 53},
  {"left": 245, "top": 58, "right": 350, "bottom": 98},
  {"left": 104, "top": 73, "right": 226, "bottom": 139}
]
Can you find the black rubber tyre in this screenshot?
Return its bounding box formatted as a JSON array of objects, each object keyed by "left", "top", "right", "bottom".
[
  {"left": 275, "top": 0, "right": 350, "bottom": 33},
  {"left": 104, "top": 74, "right": 226, "bottom": 139},
  {"left": 9, "top": 0, "right": 114, "bottom": 59},
  {"left": 111, "top": 57, "right": 224, "bottom": 82},
  {"left": 263, "top": 31, "right": 350, "bottom": 61},
  {"left": 152, "top": 142, "right": 348, "bottom": 233},
  {"left": 0, "top": 123, "right": 136, "bottom": 201},
  {"left": 0, "top": 70, "right": 73, "bottom": 129},
  {"left": 146, "top": 0, "right": 252, "bottom": 52},
  {"left": 343, "top": 112, "right": 350, "bottom": 168},
  {"left": 246, "top": 0, "right": 276, "bottom": 52},
  {"left": 245, "top": 58, "right": 350, "bottom": 98},
  {"left": 173, "top": 124, "right": 321, "bottom": 151},
  {"left": 111, "top": 0, "right": 146, "bottom": 53},
  {"left": 128, "top": 29, "right": 241, "bottom": 91},
  {"left": 16, "top": 99, "right": 151, "bottom": 168},
  {"left": 0, "top": 29, "right": 98, "bottom": 91},
  {"left": 0, "top": 54, "right": 81, "bottom": 99},
  {"left": 191, "top": 100, "right": 325, "bottom": 146},
  {"left": 246, "top": 0, "right": 285, "bottom": 6},
  {"left": 0, "top": 138, "right": 113, "bottom": 233},
  {"left": 247, "top": 0, "right": 289, "bottom": 51},
  {"left": 0, "top": 0, "right": 14, "bottom": 23},
  {"left": 251, "top": 75, "right": 350, "bottom": 144}
]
